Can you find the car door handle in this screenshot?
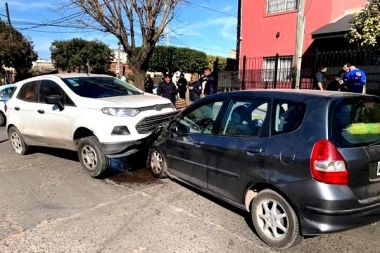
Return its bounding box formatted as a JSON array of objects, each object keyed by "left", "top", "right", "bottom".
[
  {"left": 194, "top": 141, "right": 204, "bottom": 148},
  {"left": 37, "top": 109, "right": 45, "bottom": 114},
  {"left": 246, "top": 148, "right": 263, "bottom": 156},
  {"left": 14, "top": 106, "right": 20, "bottom": 111}
]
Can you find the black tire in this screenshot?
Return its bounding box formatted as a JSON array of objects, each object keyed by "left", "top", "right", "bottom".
[
  {"left": 8, "top": 126, "right": 29, "bottom": 155},
  {"left": 251, "top": 189, "right": 302, "bottom": 250},
  {"left": 148, "top": 148, "right": 168, "bottom": 179},
  {"left": 0, "top": 112, "right": 5, "bottom": 126},
  {"left": 78, "top": 136, "right": 110, "bottom": 178}
]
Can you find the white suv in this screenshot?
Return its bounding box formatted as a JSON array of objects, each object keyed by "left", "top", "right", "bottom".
[{"left": 5, "top": 74, "right": 177, "bottom": 177}]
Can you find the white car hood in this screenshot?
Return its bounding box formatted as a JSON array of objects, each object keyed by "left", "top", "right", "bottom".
[{"left": 77, "top": 93, "right": 172, "bottom": 109}]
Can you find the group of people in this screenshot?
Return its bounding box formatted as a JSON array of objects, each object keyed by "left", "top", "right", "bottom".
[
  {"left": 144, "top": 67, "right": 217, "bottom": 110},
  {"left": 315, "top": 63, "right": 367, "bottom": 94}
]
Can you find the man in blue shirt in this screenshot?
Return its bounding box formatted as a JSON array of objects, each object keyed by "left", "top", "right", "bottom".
[{"left": 344, "top": 66, "right": 366, "bottom": 94}]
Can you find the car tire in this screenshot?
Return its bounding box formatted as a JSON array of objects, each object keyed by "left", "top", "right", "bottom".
[
  {"left": 251, "top": 189, "right": 302, "bottom": 250},
  {"left": 78, "top": 136, "right": 109, "bottom": 178},
  {"left": 0, "top": 112, "right": 5, "bottom": 126},
  {"left": 8, "top": 126, "right": 29, "bottom": 155},
  {"left": 148, "top": 148, "right": 167, "bottom": 178}
]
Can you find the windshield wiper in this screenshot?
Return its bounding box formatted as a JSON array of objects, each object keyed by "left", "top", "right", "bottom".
[
  {"left": 89, "top": 81, "right": 129, "bottom": 96},
  {"left": 368, "top": 140, "right": 380, "bottom": 147}
]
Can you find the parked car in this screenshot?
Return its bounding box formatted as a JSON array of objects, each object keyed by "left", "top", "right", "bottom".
[
  {"left": 147, "top": 89, "right": 380, "bottom": 249},
  {"left": 5, "top": 74, "right": 178, "bottom": 178},
  {"left": 0, "top": 84, "right": 17, "bottom": 126}
]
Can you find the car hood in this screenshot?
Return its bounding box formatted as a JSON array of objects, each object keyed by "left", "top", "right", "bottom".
[{"left": 78, "top": 93, "right": 172, "bottom": 109}]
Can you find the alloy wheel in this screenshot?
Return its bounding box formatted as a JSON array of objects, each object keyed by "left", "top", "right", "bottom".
[
  {"left": 81, "top": 145, "right": 98, "bottom": 171},
  {"left": 10, "top": 131, "right": 23, "bottom": 154},
  {"left": 256, "top": 199, "right": 289, "bottom": 240},
  {"left": 150, "top": 150, "right": 163, "bottom": 175}
]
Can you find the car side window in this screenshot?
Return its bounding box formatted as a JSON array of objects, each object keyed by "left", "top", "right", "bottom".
[
  {"left": 0, "top": 87, "right": 14, "bottom": 97},
  {"left": 39, "top": 80, "right": 75, "bottom": 106},
  {"left": 220, "top": 99, "right": 268, "bottom": 137},
  {"left": 18, "top": 81, "right": 37, "bottom": 102},
  {"left": 272, "top": 100, "right": 306, "bottom": 135},
  {"left": 178, "top": 101, "right": 223, "bottom": 134}
]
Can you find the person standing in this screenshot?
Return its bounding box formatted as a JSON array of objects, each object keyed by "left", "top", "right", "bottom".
[
  {"left": 203, "top": 67, "right": 217, "bottom": 96},
  {"left": 157, "top": 74, "right": 178, "bottom": 105},
  {"left": 144, "top": 75, "right": 154, "bottom": 93},
  {"left": 177, "top": 73, "right": 188, "bottom": 99},
  {"left": 188, "top": 73, "right": 202, "bottom": 102},
  {"left": 344, "top": 65, "right": 367, "bottom": 94},
  {"left": 314, "top": 66, "right": 327, "bottom": 90}
]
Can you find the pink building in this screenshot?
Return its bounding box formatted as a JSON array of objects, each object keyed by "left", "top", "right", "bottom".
[{"left": 238, "top": 0, "right": 367, "bottom": 89}]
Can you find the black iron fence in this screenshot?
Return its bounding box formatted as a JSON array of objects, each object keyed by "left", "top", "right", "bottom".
[{"left": 239, "top": 50, "right": 380, "bottom": 95}]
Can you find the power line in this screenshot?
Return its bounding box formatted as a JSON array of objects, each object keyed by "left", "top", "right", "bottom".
[{"left": 186, "top": 2, "right": 236, "bottom": 17}]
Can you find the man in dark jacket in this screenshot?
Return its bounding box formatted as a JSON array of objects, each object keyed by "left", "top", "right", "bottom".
[
  {"left": 177, "top": 73, "right": 188, "bottom": 99},
  {"left": 157, "top": 74, "right": 178, "bottom": 105},
  {"left": 203, "top": 67, "right": 217, "bottom": 96},
  {"left": 314, "top": 66, "right": 327, "bottom": 90}
]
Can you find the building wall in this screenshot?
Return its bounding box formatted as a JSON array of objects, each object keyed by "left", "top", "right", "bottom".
[{"left": 240, "top": 0, "right": 367, "bottom": 59}]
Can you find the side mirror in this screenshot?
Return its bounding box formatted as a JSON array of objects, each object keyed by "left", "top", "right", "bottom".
[
  {"left": 169, "top": 122, "right": 178, "bottom": 132},
  {"left": 44, "top": 95, "right": 64, "bottom": 111}
]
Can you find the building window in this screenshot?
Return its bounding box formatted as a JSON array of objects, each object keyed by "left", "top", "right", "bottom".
[
  {"left": 263, "top": 56, "right": 293, "bottom": 82},
  {"left": 267, "top": 0, "right": 297, "bottom": 15}
]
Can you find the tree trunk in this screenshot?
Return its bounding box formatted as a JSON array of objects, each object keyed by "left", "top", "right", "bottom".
[{"left": 132, "top": 66, "right": 146, "bottom": 90}]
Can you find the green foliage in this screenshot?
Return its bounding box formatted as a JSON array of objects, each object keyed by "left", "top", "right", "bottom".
[
  {"left": 206, "top": 55, "right": 238, "bottom": 71},
  {"left": 347, "top": 0, "right": 380, "bottom": 49},
  {"left": 0, "top": 21, "right": 38, "bottom": 75},
  {"left": 50, "top": 38, "right": 113, "bottom": 73},
  {"left": 148, "top": 46, "right": 207, "bottom": 74}
]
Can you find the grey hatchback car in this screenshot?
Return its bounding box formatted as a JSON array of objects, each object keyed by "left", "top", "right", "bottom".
[{"left": 147, "top": 89, "right": 380, "bottom": 249}]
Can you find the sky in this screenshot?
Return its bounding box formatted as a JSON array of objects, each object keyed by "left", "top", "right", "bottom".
[{"left": 0, "top": 0, "right": 238, "bottom": 60}]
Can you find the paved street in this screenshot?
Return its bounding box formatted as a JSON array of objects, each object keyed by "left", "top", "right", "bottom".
[{"left": 0, "top": 126, "right": 379, "bottom": 253}]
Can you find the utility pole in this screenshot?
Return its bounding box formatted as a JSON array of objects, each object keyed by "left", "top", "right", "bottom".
[
  {"left": 5, "top": 2, "right": 12, "bottom": 38},
  {"left": 293, "top": 0, "right": 306, "bottom": 89},
  {"left": 117, "top": 42, "right": 121, "bottom": 77}
]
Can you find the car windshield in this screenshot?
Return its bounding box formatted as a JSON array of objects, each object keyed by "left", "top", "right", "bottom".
[
  {"left": 329, "top": 95, "right": 380, "bottom": 147},
  {"left": 61, "top": 76, "right": 142, "bottom": 98}
]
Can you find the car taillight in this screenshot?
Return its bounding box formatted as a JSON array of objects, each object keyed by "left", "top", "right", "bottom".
[
  {"left": 310, "top": 140, "right": 348, "bottom": 185},
  {"left": 4, "top": 104, "right": 7, "bottom": 112}
]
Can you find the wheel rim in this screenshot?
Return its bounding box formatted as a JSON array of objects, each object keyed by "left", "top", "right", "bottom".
[
  {"left": 256, "top": 199, "right": 289, "bottom": 240},
  {"left": 10, "top": 131, "right": 23, "bottom": 154},
  {"left": 150, "top": 150, "right": 163, "bottom": 175},
  {"left": 81, "top": 145, "right": 98, "bottom": 171}
]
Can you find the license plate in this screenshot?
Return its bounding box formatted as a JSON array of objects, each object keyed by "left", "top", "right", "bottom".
[{"left": 369, "top": 162, "right": 380, "bottom": 181}]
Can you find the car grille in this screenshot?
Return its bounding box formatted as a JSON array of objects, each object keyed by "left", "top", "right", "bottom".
[
  {"left": 136, "top": 110, "right": 180, "bottom": 134},
  {"left": 139, "top": 103, "right": 173, "bottom": 112}
]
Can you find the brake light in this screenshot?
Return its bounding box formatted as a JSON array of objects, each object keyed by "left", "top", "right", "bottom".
[
  {"left": 4, "top": 104, "right": 7, "bottom": 112},
  {"left": 310, "top": 140, "right": 348, "bottom": 185}
]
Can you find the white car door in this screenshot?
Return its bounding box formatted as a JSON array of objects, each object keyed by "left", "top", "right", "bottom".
[
  {"left": 9, "top": 80, "right": 41, "bottom": 144},
  {"left": 34, "top": 79, "right": 75, "bottom": 150}
]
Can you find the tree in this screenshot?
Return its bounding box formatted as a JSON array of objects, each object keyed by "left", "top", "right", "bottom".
[
  {"left": 346, "top": 0, "right": 380, "bottom": 49},
  {"left": 50, "top": 38, "right": 113, "bottom": 73},
  {"left": 148, "top": 46, "right": 207, "bottom": 74},
  {"left": 0, "top": 21, "right": 38, "bottom": 78},
  {"left": 61, "top": 0, "right": 181, "bottom": 89}
]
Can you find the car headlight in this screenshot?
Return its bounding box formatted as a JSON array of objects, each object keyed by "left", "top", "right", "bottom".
[{"left": 101, "top": 107, "right": 140, "bottom": 117}]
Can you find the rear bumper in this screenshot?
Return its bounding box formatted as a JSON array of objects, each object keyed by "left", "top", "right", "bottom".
[{"left": 278, "top": 179, "right": 380, "bottom": 236}]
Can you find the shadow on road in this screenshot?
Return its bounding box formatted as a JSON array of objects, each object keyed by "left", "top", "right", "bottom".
[
  {"left": 0, "top": 139, "right": 7, "bottom": 144},
  {"left": 26, "top": 146, "right": 154, "bottom": 182}
]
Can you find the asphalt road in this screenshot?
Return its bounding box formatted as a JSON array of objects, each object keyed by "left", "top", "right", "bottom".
[{"left": 0, "top": 126, "right": 379, "bottom": 253}]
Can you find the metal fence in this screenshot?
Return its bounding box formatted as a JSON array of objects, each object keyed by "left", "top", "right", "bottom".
[{"left": 238, "top": 50, "right": 380, "bottom": 95}]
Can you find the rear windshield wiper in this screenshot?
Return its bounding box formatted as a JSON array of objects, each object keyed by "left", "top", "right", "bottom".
[{"left": 368, "top": 140, "right": 380, "bottom": 147}]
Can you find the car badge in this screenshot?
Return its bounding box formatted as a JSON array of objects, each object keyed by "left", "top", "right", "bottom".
[{"left": 154, "top": 104, "right": 162, "bottom": 111}]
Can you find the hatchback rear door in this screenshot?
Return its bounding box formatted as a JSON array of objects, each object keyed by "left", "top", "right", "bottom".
[{"left": 329, "top": 96, "right": 380, "bottom": 202}]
